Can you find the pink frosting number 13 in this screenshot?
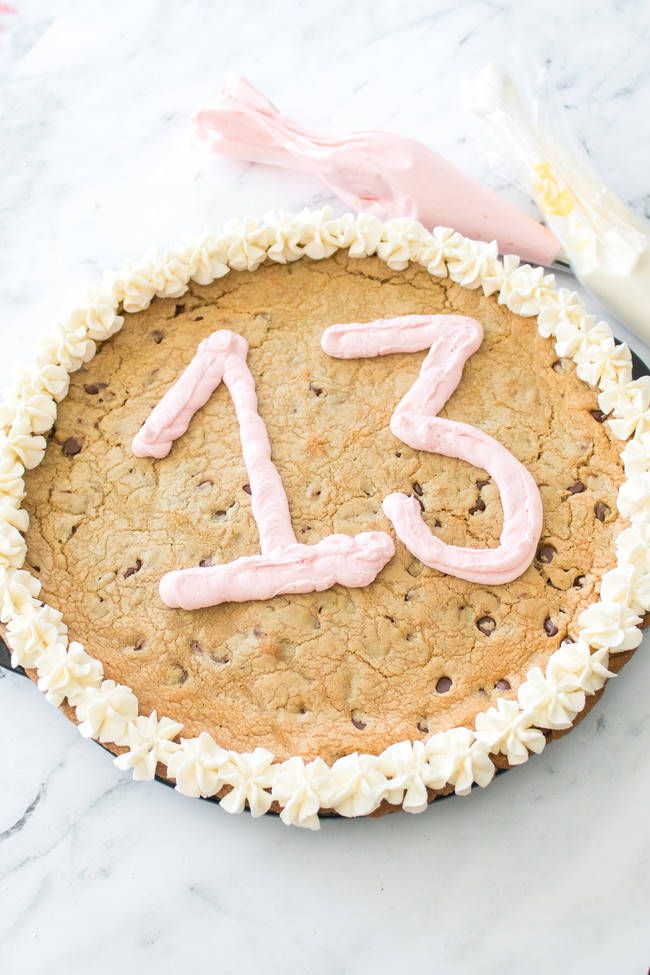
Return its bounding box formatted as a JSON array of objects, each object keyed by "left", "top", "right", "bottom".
[{"left": 132, "top": 315, "right": 542, "bottom": 610}]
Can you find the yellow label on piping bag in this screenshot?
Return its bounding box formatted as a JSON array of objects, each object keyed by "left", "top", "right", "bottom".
[{"left": 533, "top": 162, "right": 575, "bottom": 216}]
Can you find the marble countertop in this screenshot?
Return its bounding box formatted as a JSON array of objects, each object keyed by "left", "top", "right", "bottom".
[{"left": 1, "top": 1, "right": 649, "bottom": 972}]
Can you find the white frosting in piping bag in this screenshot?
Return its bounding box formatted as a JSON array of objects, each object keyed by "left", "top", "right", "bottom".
[{"left": 464, "top": 62, "right": 650, "bottom": 342}]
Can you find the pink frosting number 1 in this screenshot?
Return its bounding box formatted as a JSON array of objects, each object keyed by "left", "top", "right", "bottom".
[
  {"left": 132, "top": 330, "right": 394, "bottom": 609},
  {"left": 132, "top": 316, "right": 542, "bottom": 610}
]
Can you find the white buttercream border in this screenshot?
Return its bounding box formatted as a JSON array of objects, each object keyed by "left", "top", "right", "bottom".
[{"left": 1, "top": 208, "right": 648, "bottom": 829}]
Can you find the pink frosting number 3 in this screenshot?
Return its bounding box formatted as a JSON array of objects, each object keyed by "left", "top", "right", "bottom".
[
  {"left": 321, "top": 315, "right": 543, "bottom": 585},
  {"left": 132, "top": 316, "right": 543, "bottom": 610}
]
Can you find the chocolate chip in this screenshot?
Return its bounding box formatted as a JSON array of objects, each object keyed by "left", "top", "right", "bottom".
[
  {"left": 552, "top": 358, "right": 570, "bottom": 373},
  {"left": 567, "top": 481, "right": 585, "bottom": 494},
  {"left": 395, "top": 451, "right": 402, "bottom": 458},
  {"left": 544, "top": 617, "right": 559, "bottom": 637},
  {"left": 594, "top": 502, "right": 610, "bottom": 522},
  {"left": 476, "top": 479, "right": 489, "bottom": 489},
  {"left": 62, "top": 437, "right": 83, "bottom": 456},
  {"left": 469, "top": 499, "right": 486, "bottom": 514},
  {"left": 412, "top": 481, "right": 424, "bottom": 497},
  {"left": 494, "top": 679, "right": 511, "bottom": 690},
  {"left": 84, "top": 382, "right": 107, "bottom": 395},
  {"left": 351, "top": 714, "right": 367, "bottom": 730},
  {"left": 435, "top": 676, "right": 452, "bottom": 694},
  {"left": 151, "top": 330, "right": 164, "bottom": 344},
  {"left": 477, "top": 688, "right": 488, "bottom": 697},
  {"left": 178, "top": 667, "right": 188, "bottom": 683},
  {"left": 190, "top": 640, "right": 202, "bottom": 654},
  {"left": 573, "top": 575, "right": 585, "bottom": 588},
  {"left": 309, "top": 383, "right": 323, "bottom": 396},
  {"left": 212, "top": 510, "right": 227, "bottom": 520},
  {"left": 590, "top": 409, "right": 606, "bottom": 423},
  {"left": 434, "top": 519, "right": 442, "bottom": 528},
  {"left": 242, "top": 484, "right": 252, "bottom": 495},
  {"left": 194, "top": 315, "right": 204, "bottom": 322},
  {"left": 476, "top": 616, "right": 496, "bottom": 635},
  {"left": 173, "top": 304, "right": 185, "bottom": 317},
  {"left": 417, "top": 720, "right": 429, "bottom": 734},
  {"left": 538, "top": 544, "right": 556, "bottom": 563},
  {"left": 124, "top": 559, "right": 142, "bottom": 579},
  {"left": 414, "top": 494, "right": 425, "bottom": 511},
  {"left": 134, "top": 638, "right": 146, "bottom": 651},
  {"left": 199, "top": 558, "right": 214, "bottom": 567}
]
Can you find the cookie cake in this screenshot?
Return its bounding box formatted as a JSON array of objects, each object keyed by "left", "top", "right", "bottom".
[{"left": 1, "top": 209, "right": 648, "bottom": 829}]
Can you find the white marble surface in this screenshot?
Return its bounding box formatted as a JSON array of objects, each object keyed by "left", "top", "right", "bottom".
[{"left": 1, "top": 1, "right": 649, "bottom": 972}]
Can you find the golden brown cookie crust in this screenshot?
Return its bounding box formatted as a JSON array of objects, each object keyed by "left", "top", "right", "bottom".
[{"left": 21, "top": 253, "right": 627, "bottom": 764}]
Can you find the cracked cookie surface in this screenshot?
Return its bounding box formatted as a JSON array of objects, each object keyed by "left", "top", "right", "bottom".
[{"left": 22, "top": 253, "right": 627, "bottom": 763}]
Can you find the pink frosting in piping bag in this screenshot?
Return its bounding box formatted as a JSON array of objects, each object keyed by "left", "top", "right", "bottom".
[
  {"left": 322, "top": 315, "right": 543, "bottom": 584},
  {"left": 192, "top": 76, "right": 561, "bottom": 267}
]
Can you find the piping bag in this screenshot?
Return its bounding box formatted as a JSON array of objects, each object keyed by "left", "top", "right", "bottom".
[
  {"left": 192, "top": 75, "right": 561, "bottom": 268},
  {"left": 462, "top": 62, "right": 650, "bottom": 343}
]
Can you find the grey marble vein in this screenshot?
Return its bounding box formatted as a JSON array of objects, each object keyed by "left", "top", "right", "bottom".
[{"left": 0, "top": 786, "right": 46, "bottom": 844}]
